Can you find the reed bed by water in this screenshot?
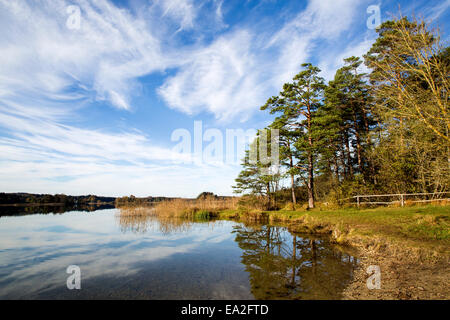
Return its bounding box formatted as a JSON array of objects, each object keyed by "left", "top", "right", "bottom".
[
  {"left": 117, "top": 207, "right": 194, "bottom": 234},
  {"left": 119, "top": 206, "right": 155, "bottom": 216},
  {"left": 153, "top": 197, "right": 238, "bottom": 218},
  {"left": 117, "top": 198, "right": 238, "bottom": 234}
]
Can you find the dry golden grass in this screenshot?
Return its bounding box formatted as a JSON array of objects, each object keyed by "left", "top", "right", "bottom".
[
  {"left": 116, "top": 198, "right": 238, "bottom": 235},
  {"left": 117, "top": 213, "right": 152, "bottom": 233},
  {"left": 153, "top": 197, "right": 238, "bottom": 218},
  {"left": 117, "top": 206, "right": 194, "bottom": 234},
  {"left": 116, "top": 207, "right": 154, "bottom": 233},
  {"left": 119, "top": 206, "right": 155, "bottom": 216}
]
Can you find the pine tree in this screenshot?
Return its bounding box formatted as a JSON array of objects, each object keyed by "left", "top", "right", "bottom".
[
  {"left": 269, "top": 115, "right": 301, "bottom": 204},
  {"left": 233, "top": 133, "right": 281, "bottom": 209},
  {"left": 262, "top": 63, "right": 325, "bottom": 208}
]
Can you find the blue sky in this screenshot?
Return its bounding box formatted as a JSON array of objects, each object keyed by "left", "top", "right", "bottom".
[{"left": 0, "top": 0, "right": 449, "bottom": 197}]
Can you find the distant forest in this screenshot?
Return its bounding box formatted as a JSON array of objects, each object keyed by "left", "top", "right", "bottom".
[
  {"left": 0, "top": 193, "right": 116, "bottom": 206},
  {"left": 115, "top": 192, "right": 232, "bottom": 207},
  {"left": 0, "top": 192, "right": 228, "bottom": 208}
]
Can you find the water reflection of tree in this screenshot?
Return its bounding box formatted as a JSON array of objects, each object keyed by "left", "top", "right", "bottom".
[{"left": 232, "top": 224, "right": 358, "bottom": 300}]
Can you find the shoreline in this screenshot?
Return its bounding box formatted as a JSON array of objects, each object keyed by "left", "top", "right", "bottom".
[
  {"left": 0, "top": 202, "right": 114, "bottom": 207},
  {"left": 216, "top": 205, "right": 450, "bottom": 300}
]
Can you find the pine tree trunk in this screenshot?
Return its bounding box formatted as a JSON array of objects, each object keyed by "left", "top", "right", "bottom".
[
  {"left": 340, "top": 139, "right": 348, "bottom": 178},
  {"left": 353, "top": 112, "right": 363, "bottom": 175},
  {"left": 344, "top": 132, "right": 353, "bottom": 177},
  {"left": 291, "top": 173, "right": 296, "bottom": 205},
  {"left": 333, "top": 152, "right": 339, "bottom": 182},
  {"left": 307, "top": 152, "right": 314, "bottom": 209},
  {"left": 288, "top": 141, "right": 296, "bottom": 205},
  {"left": 307, "top": 105, "right": 314, "bottom": 209},
  {"left": 266, "top": 183, "right": 271, "bottom": 210},
  {"left": 363, "top": 110, "right": 377, "bottom": 184}
]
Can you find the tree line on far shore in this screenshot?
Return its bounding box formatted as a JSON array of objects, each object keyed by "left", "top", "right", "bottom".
[
  {"left": 233, "top": 16, "right": 449, "bottom": 209},
  {"left": 0, "top": 192, "right": 115, "bottom": 205}
]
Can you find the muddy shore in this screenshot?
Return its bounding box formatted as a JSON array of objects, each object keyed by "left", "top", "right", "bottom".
[
  {"left": 283, "top": 220, "right": 450, "bottom": 300},
  {"left": 341, "top": 248, "right": 449, "bottom": 300}
]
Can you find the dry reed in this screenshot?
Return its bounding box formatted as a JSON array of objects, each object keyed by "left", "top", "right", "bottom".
[
  {"left": 153, "top": 197, "right": 238, "bottom": 218},
  {"left": 117, "top": 206, "right": 193, "bottom": 234},
  {"left": 116, "top": 198, "right": 238, "bottom": 234}
]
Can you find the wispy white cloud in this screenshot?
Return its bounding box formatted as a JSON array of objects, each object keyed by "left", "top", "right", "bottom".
[
  {"left": 0, "top": 0, "right": 179, "bottom": 111},
  {"left": 158, "top": 0, "right": 197, "bottom": 32},
  {"left": 213, "top": 0, "right": 227, "bottom": 28},
  {"left": 158, "top": 0, "right": 370, "bottom": 120},
  {"left": 423, "top": 0, "right": 450, "bottom": 22},
  {"left": 0, "top": 0, "right": 242, "bottom": 197},
  {"left": 268, "top": 0, "right": 370, "bottom": 83},
  {"left": 158, "top": 30, "right": 268, "bottom": 121},
  {"left": 0, "top": 0, "right": 371, "bottom": 120}
]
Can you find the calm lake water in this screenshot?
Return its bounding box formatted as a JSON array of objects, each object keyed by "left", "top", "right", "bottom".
[{"left": 0, "top": 208, "right": 358, "bottom": 299}]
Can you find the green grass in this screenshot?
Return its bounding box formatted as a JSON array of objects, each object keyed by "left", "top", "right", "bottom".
[
  {"left": 217, "top": 205, "right": 450, "bottom": 257},
  {"left": 269, "top": 205, "right": 450, "bottom": 240},
  {"left": 193, "top": 210, "right": 215, "bottom": 220}
]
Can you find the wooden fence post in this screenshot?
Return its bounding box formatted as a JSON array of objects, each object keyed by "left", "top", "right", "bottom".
[
  {"left": 357, "top": 196, "right": 360, "bottom": 208},
  {"left": 400, "top": 194, "right": 404, "bottom": 207}
]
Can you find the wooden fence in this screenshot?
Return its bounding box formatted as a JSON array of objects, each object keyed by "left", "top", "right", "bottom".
[{"left": 351, "top": 192, "right": 450, "bottom": 207}]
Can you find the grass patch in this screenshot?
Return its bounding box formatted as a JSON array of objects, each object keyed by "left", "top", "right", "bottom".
[
  {"left": 260, "top": 205, "right": 450, "bottom": 259},
  {"left": 269, "top": 205, "right": 449, "bottom": 239}
]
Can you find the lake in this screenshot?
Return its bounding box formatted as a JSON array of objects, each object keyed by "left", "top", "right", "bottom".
[{"left": 0, "top": 208, "right": 358, "bottom": 299}]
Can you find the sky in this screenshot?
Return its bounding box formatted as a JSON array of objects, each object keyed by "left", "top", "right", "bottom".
[{"left": 0, "top": 0, "right": 449, "bottom": 198}]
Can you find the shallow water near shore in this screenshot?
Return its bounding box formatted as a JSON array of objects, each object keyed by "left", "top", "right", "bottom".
[{"left": 0, "top": 208, "right": 358, "bottom": 299}]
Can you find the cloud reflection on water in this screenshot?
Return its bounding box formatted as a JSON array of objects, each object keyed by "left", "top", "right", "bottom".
[{"left": 0, "top": 209, "right": 240, "bottom": 298}]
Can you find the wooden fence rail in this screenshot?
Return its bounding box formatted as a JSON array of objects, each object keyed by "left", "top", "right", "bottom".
[{"left": 351, "top": 192, "right": 450, "bottom": 207}]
